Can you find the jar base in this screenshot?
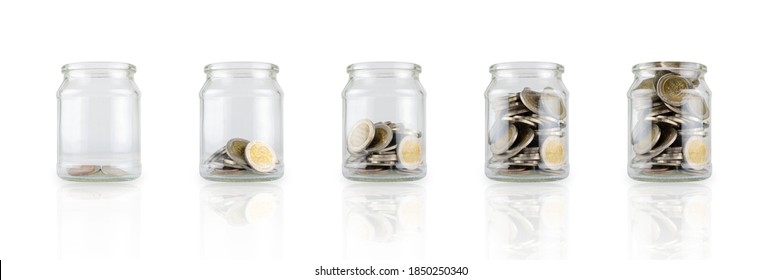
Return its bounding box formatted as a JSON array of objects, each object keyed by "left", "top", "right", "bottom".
[
  {"left": 57, "top": 163, "right": 140, "bottom": 182},
  {"left": 628, "top": 168, "right": 711, "bottom": 182},
  {"left": 343, "top": 168, "right": 425, "bottom": 182},
  {"left": 485, "top": 167, "right": 568, "bottom": 182}
]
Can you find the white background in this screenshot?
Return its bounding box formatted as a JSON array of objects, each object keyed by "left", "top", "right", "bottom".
[{"left": 1, "top": 0, "right": 779, "bottom": 279}]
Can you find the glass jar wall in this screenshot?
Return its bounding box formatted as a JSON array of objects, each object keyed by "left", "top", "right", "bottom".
[
  {"left": 57, "top": 62, "right": 141, "bottom": 181},
  {"left": 342, "top": 62, "right": 427, "bottom": 181},
  {"left": 484, "top": 62, "right": 569, "bottom": 182},
  {"left": 200, "top": 62, "right": 284, "bottom": 181},
  {"left": 627, "top": 62, "right": 711, "bottom": 181}
]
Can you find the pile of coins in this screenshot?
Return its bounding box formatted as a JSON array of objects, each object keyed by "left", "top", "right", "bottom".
[
  {"left": 488, "top": 87, "right": 567, "bottom": 176},
  {"left": 66, "top": 165, "right": 128, "bottom": 177},
  {"left": 630, "top": 72, "right": 710, "bottom": 175},
  {"left": 204, "top": 138, "right": 278, "bottom": 176},
  {"left": 345, "top": 119, "right": 423, "bottom": 174}
]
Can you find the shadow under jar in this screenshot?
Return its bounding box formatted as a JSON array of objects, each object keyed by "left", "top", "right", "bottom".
[
  {"left": 484, "top": 62, "right": 569, "bottom": 182},
  {"left": 627, "top": 62, "right": 711, "bottom": 182},
  {"left": 200, "top": 62, "right": 284, "bottom": 182},
  {"left": 57, "top": 62, "right": 141, "bottom": 181},
  {"left": 342, "top": 62, "right": 426, "bottom": 182}
]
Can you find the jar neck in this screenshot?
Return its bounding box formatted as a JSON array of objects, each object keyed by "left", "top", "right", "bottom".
[
  {"left": 491, "top": 69, "right": 562, "bottom": 79},
  {"left": 632, "top": 61, "right": 707, "bottom": 79},
  {"left": 349, "top": 69, "right": 419, "bottom": 79},
  {"left": 207, "top": 69, "right": 277, "bottom": 79}
]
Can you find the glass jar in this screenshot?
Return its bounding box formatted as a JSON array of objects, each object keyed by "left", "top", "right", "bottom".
[
  {"left": 200, "top": 62, "right": 284, "bottom": 181},
  {"left": 57, "top": 62, "right": 141, "bottom": 181},
  {"left": 484, "top": 62, "right": 569, "bottom": 182},
  {"left": 342, "top": 62, "right": 426, "bottom": 181},
  {"left": 627, "top": 62, "right": 711, "bottom": 181}
]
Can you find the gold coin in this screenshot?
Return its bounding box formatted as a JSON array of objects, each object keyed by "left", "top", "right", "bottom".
[
  {"left": 397, "top": 136, "right": 423, "bottom": 170},
  {"left": 540, "top": 137, "right": 566, "bottom": 170},
  {"left": 245, "top": 140, "right": 277, "bottom": 173},
  {"left": 226, "top": 138, "right": 250, "bottom": 165},
  {"left": 683, "top": 136, "right": 709, "bottom": 170},
  {"left": 656, "top": 74, "right": 692, "bottom": 106}
]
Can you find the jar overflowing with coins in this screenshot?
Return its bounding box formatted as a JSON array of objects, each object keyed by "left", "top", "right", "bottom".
[
  {"left": 57, "top": 62, "right": 141, "bottom": 181},
  {"left": 342, "top": 62, "right": 426, "bottom": 181},
  {"left": 484, "top": 62, "right": 569, "bottom": 182},
  {"left": 627, "top": 62, "right": 711, "bottom": 181},
  {"left": 200, "top": 62, "right": 284, "bottom": 181}
]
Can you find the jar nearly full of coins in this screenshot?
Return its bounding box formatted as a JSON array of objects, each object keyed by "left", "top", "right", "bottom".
[
  {"left": 628, "top": 62, "right": 711, "bottom": 181},
  {"left": 484, "top": 62, "right": 569, "bottom": 181},
  {"left": 200, "top": 62, "right": 284, "bottom": 181},
  {"left": 342, "top": 62, "right": 426, "bottom": 181},
  {"left": 57, "top": 62, "right": 141, "bottom": 181}
]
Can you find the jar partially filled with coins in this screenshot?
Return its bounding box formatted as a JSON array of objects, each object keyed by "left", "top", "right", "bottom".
[
  {"left": 200, "top": 62, "right": 284, "bottom": 181},
  {"left": 342, "top": 62, "right": 426, "bottom": 181},
  {"left": 627, "top": 62, "right": 711, "bottom": 181},
  {"left": 57, "top": 62, "right": 141, "bottom": 181},
  {"left": 484, "top": 62, "right": 569, "bottom": 182}
]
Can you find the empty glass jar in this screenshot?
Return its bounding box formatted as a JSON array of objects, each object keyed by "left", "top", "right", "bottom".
[
  {"left": 484, "top": 62, "right": 569, "bottom": 182},
  {"left": 627, "top": 62, "right": 711, "bottom": 181},
  {"left": 342, "top": 62, "right": 427, "bottom": 181},
  {"left": 200, "top": 62, "right": 284, "bottom": 181},
  {"left": 57, "top": 62, "right": 141, "bottom": 181}
]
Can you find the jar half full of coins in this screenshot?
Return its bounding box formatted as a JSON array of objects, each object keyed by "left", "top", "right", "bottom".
[
  {"left": 200, "top": 62, "right": 284, "bottom": 181},
  {"left": 627, "top": 61, "right": 711, "bottom": 181},
  {"left": 484, "top": 62, "right": 569, "bottom": 182},
  {"left": 342, "top": 62, "right": 427, "bottom": 181}
]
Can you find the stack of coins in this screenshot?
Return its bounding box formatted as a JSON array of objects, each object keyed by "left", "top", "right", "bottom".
[
  {"left": 630, "top": 72, "right": 711, "bottom": 175},
  {"left": 488, "top": 87, "right": 567, "bottom": 175},
  {"left": 66, "top": 165, "right": 128, "bottom": 177},
  {"left": 345, "top": 119, "right": 423, "bottom": 175},
  {"left": 204, "top": 138, "right": 278, "bottom": 176}
]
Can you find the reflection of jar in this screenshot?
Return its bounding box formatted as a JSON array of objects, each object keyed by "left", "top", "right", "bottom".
[
  {"left": 627, "top": 62, "right": 711, "bottom": 181},
  {"left": 342, "top": 62, "right": 426, "bottom": 181},
  {"left": 200, "top": 62, "right": 284, "bottom": 181},
  {"left": 57, "top": 62, "right": 141, "bottom": 181},
  {"left": 484, "top": 62, "right": 569, "bottom": 182}
]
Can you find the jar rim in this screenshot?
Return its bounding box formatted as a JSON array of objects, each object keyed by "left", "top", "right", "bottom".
[
  {"left": 490, "top": 62, "right": 564, "bottom": 72},
  {"left": 633, "top": 61, "right": 707, "bottom": 72},
  {"left": 347, "top": 61, "right": 421, "bottom": 72},
  {"left": 205, "top": 62, "right": 279, "bottom": 72},
  {"left": 62, "top": 62, "right": 135, "bottom": 72}
]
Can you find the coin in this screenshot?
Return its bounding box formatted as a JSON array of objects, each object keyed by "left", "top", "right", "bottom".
[
  {"left": 682, "top": 92, "right": 710, "bottom": 120},
  {"left": 67, "top": 165, "right": 99, "bottom": 176},
  {"left": 226, "top": 138, "right": 250, "bottom": 165},
  {"left": 656, "top": 73, "right": 692, "bottom": 106},
  {"left": 540, "top": 136, "right": 566, "bottom": 170},
  {"left": 397, "top": 136, "right": 423, "bottom": 170},
  {"left": 636, "top": 125, "right": 678, "bottom": 161},
  {"left": 100, "top": 166, "right": 128, "bottom": 176},
  {"left": 245, "top": 140, "right": 276, "bottom": 173},
  {"left": 205, "top": 146, "right": 227, "bottom": 163},
  {"left": 507, "top": 124, "right": 535, "bottom": 155},
  {"left": 490, "top": 122, "right": 518, "bottom": 155},
  {"left": 347, "top": 119, "right": 375, "bottom": 154},
  {"left": 539, "top": 88, "right": 567, "bottom": 120},
  {"left": 366, "top": 122, "right": 393, "bottom": 152},
  {"left": 633, "top": 123, "right": 661, "bottom": 155},
  {"left": 683, "top": 136, "right": 709, "bottom": 170},
  {"left": 520, "top": 87, "right": 541, "bottom": 114}
]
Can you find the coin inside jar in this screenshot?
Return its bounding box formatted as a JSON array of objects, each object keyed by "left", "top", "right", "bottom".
[
  {"left": 633, "top": 123, "right": 661, "bottom": 155},
  {"left": 540, "top": 136, "right": 566, "bottom": 170},
  {"left": 520, "top": 87, "right": 541, "bottom": 114},
  {"left": 100, "top": 166, "right": 128, "bottom": 177},
  {"left": 67, "top": 165, "right": 99, "bottom": 176},
  {"left": 489, "top": 121, "right": 518, "bottom": 155},
  {"left": 245, "top": 140, "right": 277, "bottom": 173},
  {"left": 397, "top": 136, "right": 423, "bottom": 170},
  {"left": 347, "top": 119, "right": 375, "bottom": 154},
  {"left": 682, "top": 92, "right": 710, "bottom": 120},
  {"left": 365, "top": 122, "right": 394, "bottom": 153},
  {"left": 656, "top": 73, "right": 692, "bottom": 106},
  {"left": 226, "top": 138, "right": 250, "bottom": 165},
  {"left": 539, "top": 88, "right": 567, "bottom": 120},
  {"left": 683, "top": 136, "right": 709, "bottom": 170}
]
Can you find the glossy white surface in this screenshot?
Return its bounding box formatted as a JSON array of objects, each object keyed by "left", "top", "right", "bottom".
[{"left": 1, "top": 0, "right": 779, "bottom": 279}]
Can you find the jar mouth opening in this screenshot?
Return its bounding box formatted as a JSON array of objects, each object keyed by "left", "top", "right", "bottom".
[
  {"left": 62, "top": 62, "right": 135, "bottom": 72},
  {"left": 490, "top": 62, "right": 564, "bottom": 72},
  {"left": 205, "top": 62, "right": 279, "bottom": 72},
  {"left": 347, "top": 62, "right": 421, "bottom": 72},
  {"left": 633, "top": 61, "right": 707, "bottom": 72}
]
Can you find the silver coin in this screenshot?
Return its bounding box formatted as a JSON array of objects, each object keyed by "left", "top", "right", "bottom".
[
  {"left": 645, "top": 115, "right": 680, "bottom": 128},
  {"left": 100, "top": 166, "right": 128, "bottom": 177},
  {"left": 67, "top": 165, "right": 99, "bottom": 176},
  {"left": 226, "top": 138, "right": 250, "bottom": 166},
  {"left": 501, "top": 115, "right": 537, "bottom": 127},
  {"left": 347, "top": 119, "right": 375, "bottom": 154},
  {"left": 519, "top": 87, "right": 541, "bottom": 114},
  {"left": 682, "top": 92, "right": 710, "bottom": 121},
  {"left": 366, "top": 122, "right": 394, "bottom": 152},
  {"left": 490, "top": 122, "right": 518, "bottom": 155},
  {"left": 634, "top": 125, "right": 677, "bottom": 161},
  {"left": 633, "top": 123, "right": 661, "bottom": 155},
  {"left": 539, "top": 88, "right": 567, "bottom": 120},
  {"left": 205, "top": 146, "right": 227, "bottom": 163}
]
